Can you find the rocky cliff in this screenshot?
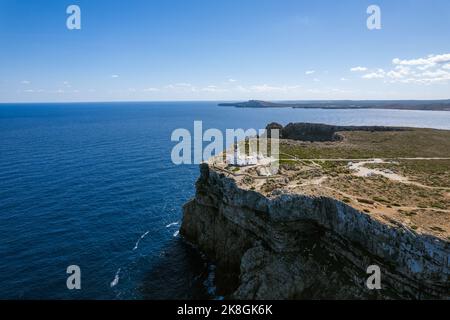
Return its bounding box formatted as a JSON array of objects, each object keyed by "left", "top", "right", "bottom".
[
  {"left": 181, "top": 163, "right": 450, "bottom": 299},
  {"left": 265, "top": 122, "right": 404, "bottom": 142}
]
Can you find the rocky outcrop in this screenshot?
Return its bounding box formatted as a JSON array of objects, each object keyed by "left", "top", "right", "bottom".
[
  {"left": 181, "top": 163, "right": 450, "bottom": 299},
  {"left": 266, "top": 122, "right": 405, "bottom": 142}
]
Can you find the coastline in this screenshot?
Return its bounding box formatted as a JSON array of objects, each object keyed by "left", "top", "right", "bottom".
[
  {"left": 218, "top": 100, "right": 450, "bottom": 111},
  {"left": 180, "top": 123, "right": 450, "bottom": 299}
]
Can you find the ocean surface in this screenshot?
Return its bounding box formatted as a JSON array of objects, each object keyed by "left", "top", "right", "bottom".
[{"left": 1, "top": 102, "right": 450, "bottom": 299}]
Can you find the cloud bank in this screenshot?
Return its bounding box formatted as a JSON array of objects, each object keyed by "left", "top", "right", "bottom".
[{"left": 361, "top": 53, "right": 450, "bottom": 84}]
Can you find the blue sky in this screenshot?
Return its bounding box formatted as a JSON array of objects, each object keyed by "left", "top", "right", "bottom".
[{"left": 1, "top": 0, "right": 450, "bottom": 102}]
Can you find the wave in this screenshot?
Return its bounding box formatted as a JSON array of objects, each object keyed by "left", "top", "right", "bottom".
[
  {"left": 166, "top": 221, "right": 179, "bottom": 228},
  {"left": 110, "top": 268, "right": 121, "bottom": 288},
  {"left": 133, "top": 231, "right": 149, "bottom": 251}
]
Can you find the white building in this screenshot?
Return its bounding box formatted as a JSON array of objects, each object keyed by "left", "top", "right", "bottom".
[{"left": 226, "top": 150, "right": 259, "bottom": 167}]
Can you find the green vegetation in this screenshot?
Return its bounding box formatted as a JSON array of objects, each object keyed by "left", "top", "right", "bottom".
[
  {"left": 232, "top": 127, "right": 450, "bottom": 238},
  {"left": 280, "top": 129, "right": 450, "bottom": 159},
  {"left": 366, "top": 159, "right": 450, "bottom": 188}
]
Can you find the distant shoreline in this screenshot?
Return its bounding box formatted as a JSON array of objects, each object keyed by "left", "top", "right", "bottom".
[{"left": 218, "top": 100, "right": 450, "bottom": 111}]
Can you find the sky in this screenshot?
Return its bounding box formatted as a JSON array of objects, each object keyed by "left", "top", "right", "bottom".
[{"left": 0, "top": 0, "right": 450, "bottom": 102}]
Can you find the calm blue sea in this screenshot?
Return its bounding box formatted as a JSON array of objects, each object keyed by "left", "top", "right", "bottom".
[{"left": 0, "top": 102, "right": 449, "bottom": 299}]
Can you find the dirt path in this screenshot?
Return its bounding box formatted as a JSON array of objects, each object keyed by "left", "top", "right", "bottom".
[
  {"left": 279, "top": 154, "right": 450, "bottom": 190},
  {"left": 348, "top": 159, "right": 407, "bottom": 181}
]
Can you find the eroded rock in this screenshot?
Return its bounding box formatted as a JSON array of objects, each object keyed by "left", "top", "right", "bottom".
[{"left": 181, "top": 163, "right": 450, "bottom": 299}]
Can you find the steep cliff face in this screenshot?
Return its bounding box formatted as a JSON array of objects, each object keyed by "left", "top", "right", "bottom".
[{"left": 181, "top": 163, "right": 450, "bottom": 299}]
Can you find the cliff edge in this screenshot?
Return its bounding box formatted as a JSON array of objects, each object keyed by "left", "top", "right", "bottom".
[{"left": 180, "top": 125, "right": 450, "bottom": 299}]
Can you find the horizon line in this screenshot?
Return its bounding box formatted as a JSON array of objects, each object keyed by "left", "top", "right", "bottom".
[{"left": 1, "top": 98, "right": 450, "bottom": 105}]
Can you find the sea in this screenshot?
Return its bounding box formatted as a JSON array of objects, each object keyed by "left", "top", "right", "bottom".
[{"left": 1, "top": 101, "right": 449, "bottom": 299}]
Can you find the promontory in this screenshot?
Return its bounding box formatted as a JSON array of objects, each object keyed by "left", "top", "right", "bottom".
[{"left": 181, "top": 123, "right": 450, "bottom": 299}]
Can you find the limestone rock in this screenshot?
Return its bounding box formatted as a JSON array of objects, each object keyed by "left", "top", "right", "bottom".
[{"left": 180, "top": 163, "right": 450, "bottom": 299}]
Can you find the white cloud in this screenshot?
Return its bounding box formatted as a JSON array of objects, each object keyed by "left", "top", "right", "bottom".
[
  {"left": 330, "top": 88, "right": 353, "bottom": 94},
  {"left": 143, "top": 87, "right": 160, "bottom": 92},
  {"left": 246, "top": 84, "right": 302, "bottom": 93},
  {"left": 201, "top": 85, "right": 217, "bottom": 91},
  {"left": 313, "top": 78, "right": 320, "bottom": 82},
  {"left": 201, "top": 85, "right": 228, "bottom": 93},
  {"left": 164, "top": 83, "right": 197, "bottom": 92},
  {"left": 236, "top": 85, "right": 250, "bottom": 93},
  {"left": 340, "top": 78, "right": 348, "bottom": 81},
  {"left": 111, "top": 75, "right": 119, "bottom": 78},
  {"left": 385, "top": 66, "right": 410, "bottom": 79},
  {"left": 420, "top": 70, "right": 448, "bottom": 78},
  {"left": 23, "top": 88, "right": 44, "bottom": 93},
  {"left": 305, "top": 70, "right": 315, "bottom": 75},
  {"left": 21, "top": 80, "right": 31, "bottom": 84},
  {"left": 228, "top": 78, "right": 237, "bottom": 82},
  {"left": 362, "top": 69, "right": 386, "bottom": 79},
  {"left": 363, "top": 73, "right": 384, "bottom": 79},
  {"left": 392, "top": 53, "right": 450, "bottom": 66},
  {"left": 417, "top": 64, "right": 436, "bottom": 71},
  {"left": 286, "top": 85, "right": 302, "bottom": 90},
  {"left": 350, "top": 66, "right": 368, "bottom": 72},
  {"left": 250, "top": 84, "right": 286, "bottom": 92},
  {"left": 361, "top": 53, "right": 450, "bottom": 84}
]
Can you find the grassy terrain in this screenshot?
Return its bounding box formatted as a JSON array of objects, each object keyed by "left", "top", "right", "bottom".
[
  {"left": 243, "top": 128, "right": 450, "bottom": 238},
  {"left": 223, "top": 128, "right": 450, "bottom": 238},
  {"left": 280, "top": 129, "right": 450, "bottom": 160},
  {"left": 327, "top": 174, "right": 449, "bottom": 210},
  {"left": 366, "top": 160, "right": 450, "bottom": 188}
]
